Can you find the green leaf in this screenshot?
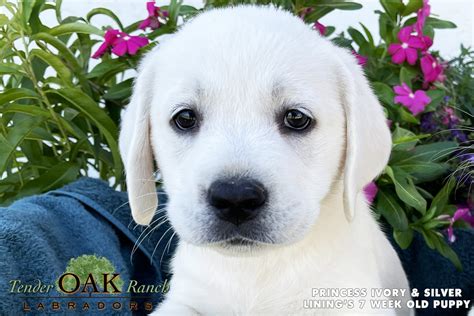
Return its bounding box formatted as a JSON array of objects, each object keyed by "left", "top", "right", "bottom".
[
  {"left": 46, "top": 88, "right": 123, "bottom": 179},
  {"left": 32, "top": 33, "right": 82, "bottom": 73},
  {"left": 0, "top": 14, "right": 9, "bottom": 26},
  {"left": 401, "top": 0, "right": 423, "bottom": 16},
  {"left": 380, "top": 0, "right": 404, "bottom": 20},
  {"left": 19, "top": 161, "right": 80, "bottom": 196},
  {"left": 29, "top": 49, "right": 73, "bottom": 84},
  {"left": 315, "top": 1, "right": 362, "bottom": 10},
  {"left": 103, "top": 78, "right": 134, "bottom": 101},
  {"left": 347, "top": 27, "right": 367, "bottom": 49},
  {"left": 420, "top": 229, "right": 462, "bottom": 270},
  {"left": 372, "top": 82, "right": 395, "bottom": 106},
  {"left": 426, "top": 17, "right": 457, "bottom": 29},
  {"left": 425, "top": 89, "right": 445, "bottom": 111},
  {"left": 86, "top": 8, "right": 124, "bottom": 31},
  {"left": 392, "top": 125, "right": 426, "bottom": 151},
  {"left": 398, "top": 107, "right": 419, "bottom": 124},
  {"left": 48, "top": 22, "right": 104, "bottom": 36},
  {"left": 399, "top": 67, "right": 417, "bottom": 87},
  {"left": 385, "top": 166, "right": 427, "bottom": 214},
  {"left": 359, "top": 23, "right": 374, "bottom": 47},
  {"left": 0, "top": 64, "right": 24, "bottom": 75},
  {"left": 21, "top": 0, "right": 37, "bottom": 28},
  {"left": 377, "top": 189, "right": 409, "bottom": 231},
  {"left": 391, "top": 141, "right": 458, "bottom": 164},
  {"left": 0, "top": 116, "right": 45, "bottom": 175},
  {"left": 393, "top": 229, "right": 414, "bottom": 249},
  {"left": 87, "top": 59, "right": 129, "bottom": 80},
  {"left": 0, "top": 88, "right": 40, "bottom": 105},
  {"left": 428, "top": 177, "right": 455, "bottom": 217}
]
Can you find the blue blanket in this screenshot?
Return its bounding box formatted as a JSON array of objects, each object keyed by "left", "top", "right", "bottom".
[
  {"left": 0, "top": 177, "right": 176, "bottom": 315},
  {"left": 0, "top": 177, "right": 472, "bottom": 315}
]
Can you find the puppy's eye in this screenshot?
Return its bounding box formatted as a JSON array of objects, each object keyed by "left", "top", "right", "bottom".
[
  {"left": 284, "top": 109, "right": 312, "bottom": 131},
  {"left": 173, "top": 109, "right": 197, "bottom": 131}
]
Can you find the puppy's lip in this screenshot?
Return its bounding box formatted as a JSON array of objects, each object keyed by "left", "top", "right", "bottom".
[{"left": 224, "top": 237, "right": 256, "bottom": 246}]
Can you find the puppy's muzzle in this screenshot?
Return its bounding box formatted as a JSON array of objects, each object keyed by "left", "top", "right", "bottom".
[{"left": 207, "top": 177, "right": 267, "bottom": 226}]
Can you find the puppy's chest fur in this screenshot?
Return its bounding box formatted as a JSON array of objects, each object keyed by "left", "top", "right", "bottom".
[{"left": 154, "top": 202, "right": 408, "bottom": 315}]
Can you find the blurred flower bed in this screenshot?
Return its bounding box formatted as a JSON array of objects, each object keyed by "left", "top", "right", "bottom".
[{"left": 0, "top": 0, "right": 472, "bottom": 268}]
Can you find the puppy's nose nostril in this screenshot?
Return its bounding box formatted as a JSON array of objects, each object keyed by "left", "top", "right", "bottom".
[{"left": 207, "top": 178, "right": 267, "bottom": 225}]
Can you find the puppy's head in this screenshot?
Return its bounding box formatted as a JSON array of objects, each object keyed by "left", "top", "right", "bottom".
[{"left": 120, "top": 6, "right": 391, "bottom": 251}]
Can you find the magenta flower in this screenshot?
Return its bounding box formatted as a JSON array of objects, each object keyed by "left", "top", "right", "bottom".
[
  {"left": 420, "top": 53, "right": 444, "bottom": 83},
  {"left": 363, "top": 182, "right": 378, "bottom": 204},
  {"left": 447, "top": 206, "right": 474, "bottom": 243},
  {"left": 139, "top": 1, "right": 169, "bottom": 30},
  {"left": 352, "top": 51, "right": 368, "bottom": 67},
  {"left": 441, "top": 107, "right": 460, "bottom": 126},
  {"left": 419, "top": 35, "right": 433, "bottom": 51},
  {"left": 394, "top": 83, "right": 431, "bottom": 115},
  {"left": 388, "top": 26, "right": 424, "bottom": 65},
  {"left": 112, "top": 34, "right": 149, "bottom": 56},
  {"left": 92, "top": 29, "right": 121, "bottom": 59},
  {"left": 92, "top": 29, "right": 149, "bottom": 59},
  {"left": 415, "top": 0, "right": 431, "bottom": 35},
  {"left": 313, "top": 21, "right": 326, "bottom": 36}
]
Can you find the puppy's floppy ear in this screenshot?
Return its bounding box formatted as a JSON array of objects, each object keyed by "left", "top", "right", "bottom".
[
  {"left": 119, "top": 55, "right": 157, "bottom": 226},
  {"left": 336, "top": 49, "right": 392, "bottom": 222}
]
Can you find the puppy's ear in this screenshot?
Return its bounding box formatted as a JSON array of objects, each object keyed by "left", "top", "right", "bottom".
[
  {"left": 119, "top": 56, "right": 157, "bottom": 226},
  {"left": 336, "top": 49, "right": 392, "bottom": 222}
]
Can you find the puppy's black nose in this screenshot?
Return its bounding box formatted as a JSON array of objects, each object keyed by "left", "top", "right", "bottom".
[{"left": 207, "top": 178, "right": 267, "bottom": 225}]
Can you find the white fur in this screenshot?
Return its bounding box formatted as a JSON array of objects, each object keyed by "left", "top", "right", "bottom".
[{"left": 120, "top": 6, "right": 411, "bottom": 315}]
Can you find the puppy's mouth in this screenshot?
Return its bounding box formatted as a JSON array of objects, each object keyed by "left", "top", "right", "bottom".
[{"left": 224, "top": 237, "right": 256, "bottom": 247}]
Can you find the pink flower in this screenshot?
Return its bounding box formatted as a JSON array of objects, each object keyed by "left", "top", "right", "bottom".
[
  {"left": 420, "top": 53, "right": 444, "bottom": 83},
  {"left": 415, "top": 0, "right": 431, "bottom": 35},
  {"left": 419, "top": 35, "right": 433, "bottom": 51},
  {"left": 441, "top": 107, "right": 460, "bottom": 125},
  {"left": 92, "top": 29, "right": 121, "bottom": 59},
  {"left": 313, "top": 21, "right": 326, "bottom": 36},
  {"left": 111, "top": 33, "right": 149, "bottom": 56},
  {"left": 363, "top": 182, "right": 378, "bottom": 204},
  {"left": 352, "top": 51, "right": 368, "bottom": 67},
  {"left": 447, "top": 206, "right": 474, "bottom": 243},
  {"left": 92, "top": 29, "right": 149, "bottom": 59},
  {"left": 139, "top": 1, "right": 169, "bottom": 30},
  {"left": 388, "top": 26, "right": 425, "bottom": 65},
  {"left": 394, "top": 83, "right": 431, "bottom": 115}
]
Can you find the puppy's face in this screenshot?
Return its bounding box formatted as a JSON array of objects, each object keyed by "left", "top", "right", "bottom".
[
  {"left": 120, "top": 7, "right": 392, "bottom": 252},
  {"left": 150, "top": 16, "right": 343, "bottom": 249}
]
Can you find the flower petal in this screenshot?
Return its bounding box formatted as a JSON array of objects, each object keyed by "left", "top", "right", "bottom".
[
  {"left": 111, "top": 40, "right": 128, "bottom": 56},
  {"left": 405, "top": 48, "right": 418, "bottom": 65},
  {"left": 91, "top": 42, "right": 109, "bottom": 59},
  {"left": 392, "top": 50, "right": 406, "bottom": 64},
  {"left": 146, "top": 1, "right": 157, "bottom": 16},
  {"left": 394, "top": 84, "right": 409, "bottom": 95},
  {"left": 388, "top": 43, "right": 400, "bottom": 55},
  {"left": 398, "top": 26, "right": 413, "bottom": 42},
  {"left": 139, "top": 18, "right": 151, "bottom": 30},
  {"left": 408, "top": 36, "right": 425, "bottom": 49},
  {"left": 363, "top": 182, "right": 378, "bottom": 204},
  {"left": 395, "top": 95, "right": 413, "bottom": 106}
]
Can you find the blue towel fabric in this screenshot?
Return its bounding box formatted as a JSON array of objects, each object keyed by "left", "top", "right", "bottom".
[
  {"left": 0, "top": 177, "right": 176, "bottom": 315},
  {"left": 0, "top": 177, "right": 473, "bottom": 315}
]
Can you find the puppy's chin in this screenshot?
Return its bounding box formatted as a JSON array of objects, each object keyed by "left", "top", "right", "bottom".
[{"left": 207, "top": 238, "right": 279, "bottom": 257}]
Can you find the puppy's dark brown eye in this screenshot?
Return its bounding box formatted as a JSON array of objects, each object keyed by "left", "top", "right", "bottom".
[
  {"left": 173, "top": 109, "right": 197, "bottom": 131},
  {"left": 284, "top": 109, "right": 312, "bottom": 131}
]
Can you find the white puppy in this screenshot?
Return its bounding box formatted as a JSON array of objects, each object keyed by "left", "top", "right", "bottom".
[{"left": 120, "top": 5, "right": 410, "bottom": 315}]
